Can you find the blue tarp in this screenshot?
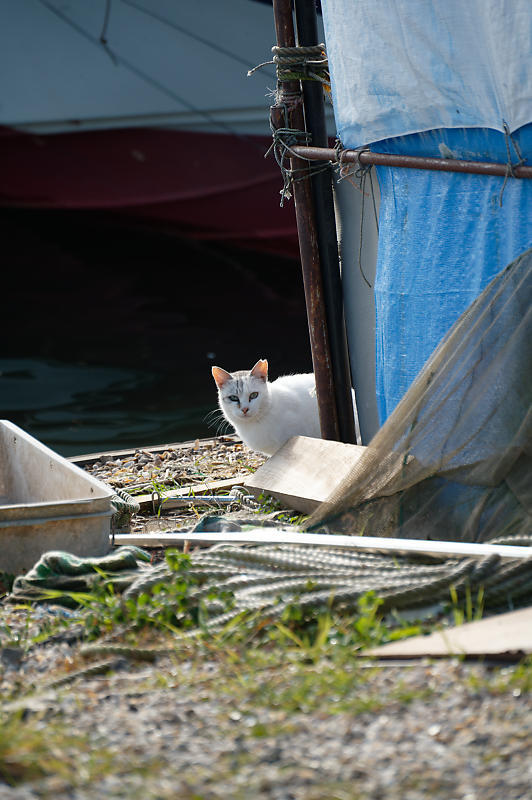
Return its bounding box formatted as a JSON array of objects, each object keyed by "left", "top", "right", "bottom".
[
  {"left": 374, "top": 126, "right": 532, "bottom": 421},
  {"left": 321, "top": 0, "right": 532, "bottom": 423},
  {"left": 322, "top": 0, "right": 532, "bottom": 144}
]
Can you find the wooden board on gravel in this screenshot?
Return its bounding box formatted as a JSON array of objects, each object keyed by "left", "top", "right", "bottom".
[
  {"left": 244, "top": 435, "right": 366, "bottom": 513},
  {"left": 68, "top": 435, "right": 239, "bottom": 467},
  {"left": 368, "top": 606, "right": 532, "bottom": 660}
]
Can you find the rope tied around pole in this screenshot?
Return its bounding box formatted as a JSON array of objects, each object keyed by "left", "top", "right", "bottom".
[
  {"left": 266, "top": 118, "right": 329, "bottom": 206},
  {"left": 249, "top": 44, "right": 330, "bottom": 90},
  {"left": 273, "top": 44, "right": 330, "bottom": 86},
  {"left": 255, "top": 40, "right": 331, "bottom": 205},
  {"left": 499, "top": 121, "right": 526, "bottom": 206}
]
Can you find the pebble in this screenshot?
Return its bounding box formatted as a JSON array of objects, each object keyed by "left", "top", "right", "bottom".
[
  {"left": 0, "top": 604, "right": 530, "bottom": 800},
  {"left": 80, "top": 437, "right": 265, "bottom": 494},
  {"left": 2, "top": 439, "right": 530, "bottom": 798}
]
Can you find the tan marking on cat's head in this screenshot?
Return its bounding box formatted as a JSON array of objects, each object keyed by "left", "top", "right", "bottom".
[
  {"left": 211, "top": 366, "right": 233, "bottom": 388},
  {"left": 250, "top": 359, "right": 268, "bottom": 382}
]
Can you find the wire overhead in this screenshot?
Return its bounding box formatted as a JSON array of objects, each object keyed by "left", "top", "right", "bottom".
[{"left": 35, "top": 0, "right": 270, "bottom": 140}]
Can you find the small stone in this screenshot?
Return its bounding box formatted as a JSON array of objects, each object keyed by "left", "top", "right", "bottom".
[{"left": 1, "top": 646, "right": 24, "bottom": 670}]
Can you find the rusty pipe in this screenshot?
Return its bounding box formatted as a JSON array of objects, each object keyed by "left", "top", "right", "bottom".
[
  {"left": 271, "top": 0, "right": 340, "bottom": 441},
  {"left": 294, "top": 0, "right": 357, "bottom": 445},
  {"left": 290, "top": 145, "right": 532, "bottom": 178}
]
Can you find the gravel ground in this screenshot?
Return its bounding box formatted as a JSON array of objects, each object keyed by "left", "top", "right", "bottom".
[
  {"left": 1, "top": 609, "right": 531, "bottom": 800},
  {"left": 76, "top": 435, "right": 266, "bottom": 532},
  {"left": 77, "top": 436, "right": 265, "bottom": 493},
  {"left": 1, "top": 438, "right": 531, "bottom": 799}
]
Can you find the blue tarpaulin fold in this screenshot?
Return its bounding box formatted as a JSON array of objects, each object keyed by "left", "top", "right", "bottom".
[
  {"left": 373, "top": 126, "right": 532, "bottom": 420},
  {"left": 322, "top": 0, "right": 532, "bottom": 144},
  {"left": 321, "top": 0, "right": 532, "bottom": 421}
]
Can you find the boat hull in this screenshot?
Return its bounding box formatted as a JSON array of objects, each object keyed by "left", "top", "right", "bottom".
[{"left": 0, "top": 125, "right": 299, "bottom": 258}]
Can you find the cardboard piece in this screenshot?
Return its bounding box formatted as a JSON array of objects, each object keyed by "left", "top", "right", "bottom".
[
  {"left": 368, "top": 606, "right": 532, "bottom": 660},
  {"left": 244, "top": 436, "right": 366, "bottom": 513}
]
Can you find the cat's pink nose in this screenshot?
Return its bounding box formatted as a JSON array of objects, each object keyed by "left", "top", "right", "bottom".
[{"left": 241, "top": 406, "right": 249, "bottom": 415}]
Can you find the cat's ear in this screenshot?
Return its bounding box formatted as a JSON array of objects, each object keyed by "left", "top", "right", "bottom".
[
  {"left": 250, "top": 359, "right": 268, "bottom": 382},
  {"left": 211, "top": 366, "right": 232, "bottom": 388}
]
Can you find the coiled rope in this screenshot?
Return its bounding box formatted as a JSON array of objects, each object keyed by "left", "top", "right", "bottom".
[
  {"left": 248, "top": 44, "right": 330, "bottom": 86},
  {"left": 122, "top": 534, "right": 532, "bottom": 630},
  {"left": 110, "top": 487, "right": 141, "bottom": 529},
  {"left": 74, "top": 535, "right": 532, "bottom": 664}
]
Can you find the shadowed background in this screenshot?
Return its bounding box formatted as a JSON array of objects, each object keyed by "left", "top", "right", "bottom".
[{"left": 1, "top": 210, "right": 310, "bottom": 455}]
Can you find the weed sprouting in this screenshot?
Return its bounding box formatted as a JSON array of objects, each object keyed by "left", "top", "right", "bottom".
[
  {"left": 21, "top": 550, "right": 234, "bottom": 642},
  {"left": 267, "top": 590, "right": 422, "bottom": 661},
  {"left": 467, "top": 655, "right": 532, "bottom": 696},
  {"left": 0, "top": 709, "right": 162, "bottom": 788},
  {"left": 448, "top": 582, "right": 485, "bottom": 626}
]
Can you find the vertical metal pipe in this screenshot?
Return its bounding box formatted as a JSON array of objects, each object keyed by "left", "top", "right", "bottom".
[
  {"left": 293, "top": 0, "right": 357, "bottom": 444},
  {"left": 271, "top": 0, "right": 340, "bottom": 441}
]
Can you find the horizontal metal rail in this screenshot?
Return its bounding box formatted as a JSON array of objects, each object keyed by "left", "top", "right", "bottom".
[
  {"left": 113, "top": 530, "right": 532, "bottom": 559},
  {"left": 291, "top": 145, "right": 532, "bottom": 178}
]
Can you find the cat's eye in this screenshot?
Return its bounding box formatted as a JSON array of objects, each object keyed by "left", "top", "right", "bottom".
[
  {"left": 249, "top": 392, "right": 259, "bottom": 400},
  {"left": 228, "top": 395, "right": 239, "bottom": 403}
]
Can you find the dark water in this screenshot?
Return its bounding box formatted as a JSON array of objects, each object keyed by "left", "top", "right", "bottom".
[
  {"left": 1, "top": 210, "right": 311, "bottom": 456},
  {"left": 0, "top": 357, "right": 211, "bottom": 456}
]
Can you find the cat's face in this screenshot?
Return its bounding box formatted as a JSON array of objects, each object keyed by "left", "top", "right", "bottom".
[{"left": 212, "top": 359, "right": 269, "bottom": 423}]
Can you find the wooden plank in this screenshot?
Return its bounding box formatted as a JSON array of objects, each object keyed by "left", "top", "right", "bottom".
[
  {"left": 68, "top": 435, "right": 239, "bottom": 467},
  {"left": 111, "top": 529, "right": 532, "bottom": 559},
  {"left": 135, "top": 476, "right": 249, "bottom": 512},
  {"left": 367, "top": 606, "right": 532, "bottom": 660},
  {"left": 244, "top": 436, "right": 366, "bottom": 513}
]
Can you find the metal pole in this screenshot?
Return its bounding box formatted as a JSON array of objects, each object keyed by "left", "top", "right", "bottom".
[
  {"left": 271, "top": 0, "right": 339, "bottom": 441},
  {"left": 113, "top": 530, "right": 532, "bottom": 560},
  {"left": 293, "top": 0, "right": 357, "bottom": 444},
  {"left": 290, "top": 145, "right": 532, "bottom": 179}
]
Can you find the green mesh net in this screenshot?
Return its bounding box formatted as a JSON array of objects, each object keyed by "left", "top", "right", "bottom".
[{"left": 309, "top": 248, "right": 531, "bottom": 544}]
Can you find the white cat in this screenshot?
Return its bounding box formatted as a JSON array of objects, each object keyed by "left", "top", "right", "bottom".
[{"left": 211, "top": 359, "right": 321, "bottom": 456}]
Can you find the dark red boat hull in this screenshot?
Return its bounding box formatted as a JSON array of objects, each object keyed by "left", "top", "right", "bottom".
[{"left": 0, "top": 126, "right": 299, "bottom": 259}]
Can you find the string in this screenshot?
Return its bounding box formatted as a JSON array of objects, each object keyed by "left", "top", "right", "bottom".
[{"left": 499, "top": 121, "right": 526, "bottom": 207}]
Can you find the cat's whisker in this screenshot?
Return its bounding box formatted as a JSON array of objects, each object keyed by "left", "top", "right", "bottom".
[
  {"left": 204, "top": 407, "right": 233, "bottom": 437},
  {"left": 204, "top": 408, "right": 222, "bottom": 425},
  {"left": 216, "top": 419, "right": 232, "bottom": 436}
]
